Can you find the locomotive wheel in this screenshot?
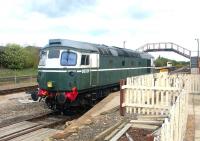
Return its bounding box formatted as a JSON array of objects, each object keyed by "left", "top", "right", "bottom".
[
  {"left": 56, "top": 92, "right": 66, "bottom": 105},
  {"left": 45, "top": 97, "right": 54, "bottom": 109},
  {"left": 30, "top": 90, "right": 38, "bottom": 101}
]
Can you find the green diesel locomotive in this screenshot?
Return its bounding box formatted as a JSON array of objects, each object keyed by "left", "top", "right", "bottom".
[{"left": 33, "top": 39, "right": 153, "bottom": 112}]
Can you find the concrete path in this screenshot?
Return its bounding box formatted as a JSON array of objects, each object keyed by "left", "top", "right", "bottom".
[{"left": 189, "top": 93, "right": 200, "bottom": 141}]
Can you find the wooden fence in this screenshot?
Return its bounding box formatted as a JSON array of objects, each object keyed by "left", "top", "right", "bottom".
[
  {"left": 121, "top": 86, "right": 181, "bottom": 115},
  {"left": 187, "top": 74, "right": 200, "bottom": 94},
  {"left": 154, "top": 90, "right": 188, "bottom": 141},
  {"left": 120, "top": 72, "right": 186, "bottom": 116},
  {"left": 120, "top": 72, "right": 192, "bottom": 141},
  {"left": 124, "top": 72, "right": 186, "bottom": 88}
]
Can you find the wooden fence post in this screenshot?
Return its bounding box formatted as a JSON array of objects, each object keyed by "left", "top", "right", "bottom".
[{"left": 120, "top": 79, "right": 125, "bottom": 116}]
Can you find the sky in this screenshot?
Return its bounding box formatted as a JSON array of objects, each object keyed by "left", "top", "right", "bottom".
[{"left": 0, "top": 0, "right": 200, "bottom": 61}]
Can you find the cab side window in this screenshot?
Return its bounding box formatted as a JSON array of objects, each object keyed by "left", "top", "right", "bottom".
[{"left": 81, "top": 55, "right": 89, "bottom": 65}]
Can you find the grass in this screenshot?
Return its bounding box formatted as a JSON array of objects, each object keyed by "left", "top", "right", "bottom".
[{"left": 0, "top": 68, "right": 37, "bottom": 77}]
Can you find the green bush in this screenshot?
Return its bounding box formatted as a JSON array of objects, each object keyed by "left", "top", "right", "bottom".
[{"left": 1, "top": 44, "right": 33, "bottom": 69}]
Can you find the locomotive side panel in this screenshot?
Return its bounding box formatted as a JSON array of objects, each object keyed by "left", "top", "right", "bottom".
[{"left": 97, "top": 56, "right": 150, "bottom": 86}]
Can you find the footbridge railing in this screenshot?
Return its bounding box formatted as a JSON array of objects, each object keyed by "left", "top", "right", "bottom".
[{"left": 136, "top": 42, "right": 191, "bottom": 59}]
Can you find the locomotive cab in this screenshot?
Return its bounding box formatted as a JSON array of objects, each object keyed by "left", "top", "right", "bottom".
[
  {"left": 38, "top": 49, "right": 99, "bottom": 90},
  {"left": 38, "top": 49, "right": 80, "bottom": 90},
  {"left": 36, "top": 40, "right": 100, "bottom": 111}
]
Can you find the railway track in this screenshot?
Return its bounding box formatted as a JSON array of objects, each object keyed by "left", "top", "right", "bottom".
[
  {"left": 0, "top": 112, "right": 78, "bottom": 141},
  {"left": 0, "top": 111, "right": 53, "bottom": 128},
  {"left": 0, "top": 85, "right": 38, "bottom": 95}
]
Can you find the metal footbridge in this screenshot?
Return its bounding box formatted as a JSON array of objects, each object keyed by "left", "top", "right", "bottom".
[{"left": 136, "top": 42, "right": 191, "bottom": 59}]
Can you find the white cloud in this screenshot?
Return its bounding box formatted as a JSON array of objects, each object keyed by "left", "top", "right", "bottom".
[{"left": 0, "top": 0, "right": 200, "bottom": 60}]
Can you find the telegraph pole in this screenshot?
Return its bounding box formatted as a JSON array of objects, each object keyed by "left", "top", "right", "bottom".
[
  {"left": 123, "top": 41, "right": 126, "bottom": 48},
  {"left": 195, "top": 38, "right": 199, "bottom": 73}
]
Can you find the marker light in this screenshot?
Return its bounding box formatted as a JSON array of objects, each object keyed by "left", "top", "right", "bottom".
[{"left": 47, "top": 81, "right": 53, "bottom": 88}]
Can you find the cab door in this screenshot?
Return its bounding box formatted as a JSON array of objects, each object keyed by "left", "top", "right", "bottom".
[
  {"left": 90, "top": 54, "right": 99, "bottom": 87},
  {"left": 80, "top": 54, "right": 90, "bottom": 89}
]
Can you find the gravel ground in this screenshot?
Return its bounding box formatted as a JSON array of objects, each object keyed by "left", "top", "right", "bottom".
[
  {"left": 55, "top": 108, "right": 154, "bottom": 141},
  {"left": 64, "top": 108, "right": 124, "bottom": 141},
  {"left": 119, "top": 128, "right": 152, "bottom": 141},
  {"left": 0, "top": 92, "right": 51, "bottom": 124}
]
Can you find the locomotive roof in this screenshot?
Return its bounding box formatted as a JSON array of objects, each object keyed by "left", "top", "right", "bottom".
[{"left": 44, "top": 39, "right": 152, "bottom": 58}]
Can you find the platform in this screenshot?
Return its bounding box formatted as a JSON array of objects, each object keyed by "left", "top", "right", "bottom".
[{"left": 189, "top": 93, "right": 200, "bottom": 141}]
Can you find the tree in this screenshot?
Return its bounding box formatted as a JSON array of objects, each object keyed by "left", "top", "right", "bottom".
[
  {"left": 154, "top": 56, "right": 189, "bottom": 68},
  {"left": 0, "top": 46, "right": 4, "bottom": 68},
  {"left": 1, "top": 44, "right": 28, "bottom": 69},
  {"left": 24, "top": 46, "right": 40, "bottom": 68},
  {"left": 154, "top": 57, "right": 168, "bottom": 67}
]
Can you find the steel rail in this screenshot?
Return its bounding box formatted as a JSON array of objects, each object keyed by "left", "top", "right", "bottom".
[
  {"left": 0, "top": 85, "right": 38, "bottom": 95},
  {"left": 0, "top": 113, "right": 77, "bottom": 141}
]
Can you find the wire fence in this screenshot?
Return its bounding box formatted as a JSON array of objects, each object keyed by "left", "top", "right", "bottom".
[{"left": 0, "top": 75, "right": 37, "bottom": 90}]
